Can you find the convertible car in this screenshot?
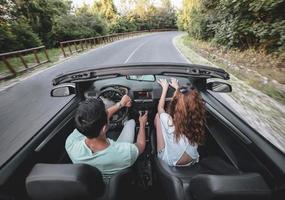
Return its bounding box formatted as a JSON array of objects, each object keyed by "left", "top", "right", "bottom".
[{"left": 0, "top": 63, "right": 284, "bottom": 200}]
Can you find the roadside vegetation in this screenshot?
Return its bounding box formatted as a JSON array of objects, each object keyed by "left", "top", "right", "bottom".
[
  {"left": 175, "top": 35, "right": 285, "bottom": 151},
  {"left": 178, "top": 35, "right": 285, "bottom": 104},
  {"left": 177, "top": 0, "right": 285, "bottom": 104},
  {"left": 0, "top": 0, "right": 177, "bottom": 77},
  {"left": 178, "top": 0, "right": 285, "bottom": 54},
  {"left": 176, "top": 0, "right": 285, "bottom": 149},
  {"left": 0, "top": 48, "right": 61, "bottom": 74},
  {"left": 0, "top": 0, "right": 177, "bottom": 53}
]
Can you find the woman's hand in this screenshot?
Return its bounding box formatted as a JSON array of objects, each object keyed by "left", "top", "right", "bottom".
[
  {"left": 169, "top": 78, "right": 179, "bottom": 90},
  {"left": 157, "top": 79, "right": 169, "bottom": 91}
]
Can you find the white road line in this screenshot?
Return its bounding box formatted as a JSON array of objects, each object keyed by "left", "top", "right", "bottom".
[
  {"left": 0, "top": 33, "right": 156, "bottom": 92},
  {"left": 124, "top": 40, "right": 149, "bottom": 63},
  {"left": 172, "top": 35, "right": 192, "bottom": 63}
]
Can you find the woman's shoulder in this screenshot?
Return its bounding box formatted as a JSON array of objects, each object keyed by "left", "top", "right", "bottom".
[
  {"left": 160, "top": 112, "right": 173, "bottom": 123},
  {"left": 159, "top": 112, "right": 174, "bottom": 131},
  {"left": 159, "top": 112, "right": 170, "bottom": 119}
]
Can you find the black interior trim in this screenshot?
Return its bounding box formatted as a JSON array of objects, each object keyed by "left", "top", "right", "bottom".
[
  {"left": 0, "top": 97, "right": 80, "bottom": 186},
  {"left": 34, "top": 110, "right": 75, "bottom": 152},
  {"left": 189, "top": 173, "right": 271, "bottom": 200},
  {"left": 205, "top": 124, "right": 240, "bottom": 170},
  {"left": 202, "top": 92, "right": 285, "bottom": 174},
  {"left": 205, "top": 103, "right": 252, "bottom": 145}
]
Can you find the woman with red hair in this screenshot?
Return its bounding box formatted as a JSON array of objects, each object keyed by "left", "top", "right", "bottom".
[{"left": 155, "top": 78, "right": 205, "bottom": 166}]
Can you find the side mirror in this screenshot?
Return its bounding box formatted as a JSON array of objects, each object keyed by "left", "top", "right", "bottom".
[
  {"left": 207, "top": 81, "right": 232, "bottom": 93},
  {"left": 50, "top": 84, "right": 75, "bottom": 97}
]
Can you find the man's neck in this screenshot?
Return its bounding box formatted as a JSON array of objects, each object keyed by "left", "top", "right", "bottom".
[{"left": 85, "top": 134, "right": 110, "bottom": 153}]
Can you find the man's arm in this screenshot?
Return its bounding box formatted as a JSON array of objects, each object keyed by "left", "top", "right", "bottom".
[
  {"left": 106, "top": 95, "right": 132, "bottom": 119},
  {"left": 135, "top": 111, "right": 148, "bottom": 154}
]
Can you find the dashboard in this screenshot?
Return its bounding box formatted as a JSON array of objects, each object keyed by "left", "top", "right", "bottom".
[
  {"left": 84, "top": 75, "right": 191, "bottom": 118},
  {"left": 85, "top": 75, "right": 191, "bottom": 99}
]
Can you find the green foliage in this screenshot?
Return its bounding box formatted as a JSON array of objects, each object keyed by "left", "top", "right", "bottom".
[
  {"left": 177, "top": 0, "right": 200, "bottom": 30},
  {"left": 51, "top": 13, "right": 108, "bottom": 46},
  {"left": 0, "top": 23, "right": 18, "bottom": 53},
  {"left": 0, "top": 0, "right": 178, "bottom": 53},
  {"left": 180, "top": 0, "right": 285, "bottom": 53},
  {"left": 11, "top": 18, "right": 42, "bottom": 49},
  {"left": 0, "top": 18, "right": 42, "bottom": 53},
  {"left": 110, "top": 16, "right": 137, "bottom": 33},
  {"left": 123, "top": 0, "right": 177, "bottom": 30}
]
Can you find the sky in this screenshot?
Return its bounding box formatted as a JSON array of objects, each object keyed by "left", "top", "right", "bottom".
[{"left": 72, "top": 0, "right": 183, "bottom": 10}]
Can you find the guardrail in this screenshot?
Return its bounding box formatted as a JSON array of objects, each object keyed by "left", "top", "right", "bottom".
[
  {"left": 59, "top": 29, "right": 177, "bottom": 57},
  {"left": 0, "top": 46, "right": 50, "bottom": 81},
  {"left": 60, "top": 30, "right": 150, "bottom": 58},
  {"left": 0, "top": 29, "right": 177, "bottom": 81}
]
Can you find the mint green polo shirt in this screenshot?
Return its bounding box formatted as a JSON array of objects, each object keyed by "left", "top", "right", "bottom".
[{"left": 65, "top": 129, "right": 139, "bottom": 177}]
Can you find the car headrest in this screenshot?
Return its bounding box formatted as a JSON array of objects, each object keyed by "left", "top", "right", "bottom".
[
  {"left": 189, "top": 173, "right": 270, "bottom": 200},
  {"left": 26, "top": 163, "right": 105, "bottom": 200}
]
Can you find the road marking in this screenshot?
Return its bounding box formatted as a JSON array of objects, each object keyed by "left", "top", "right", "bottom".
[
  {"left": 0, "top": 33, "right": 157, "bottom": 92},
  {"left": 124, "top": 40, "right": 149, "bottom": 63},
  {"left": 172, "top": 35, "right": 192, "bottom": 64}
]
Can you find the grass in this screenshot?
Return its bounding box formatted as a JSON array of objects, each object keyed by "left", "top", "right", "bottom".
[
  {"left": 0, "top": 32, "right": 150, "bottom": 81},
  {"left": 0, "top": 48, "right": 61, "bottom": 76},
  {"left": 175, "top": 34, "right": 285, "bottom": 104},
  {"left": 0, "top": 41, "right": 108, "bottom": 78},
  {"left": 182, "top": 36, "right": 285, "bottom": 84}
]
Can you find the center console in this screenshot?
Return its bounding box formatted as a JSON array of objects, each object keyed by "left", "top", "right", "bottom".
[
  {"left": 135, "top": 125, "right": 153, "bottom": 188},
  {"left": 132, "top": 91, "right": 156, "bottom": 118}
]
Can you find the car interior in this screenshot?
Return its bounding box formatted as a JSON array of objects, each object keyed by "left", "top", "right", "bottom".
[{"left": 0, "top": 74, "right": 284, "bottom": 200}]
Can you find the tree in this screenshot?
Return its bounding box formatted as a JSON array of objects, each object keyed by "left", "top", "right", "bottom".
[
  {"left": 179, "top": 0, "right": 285, "bottom": 53},
  {"left": 91, "top": 0, "right": 118, "bottom": 21},
  {"left": 120, "top": 0, "right": 177, "bottom": 30},
  {"left": 177, "top": 0, "right": 199, "bottom": 30}
]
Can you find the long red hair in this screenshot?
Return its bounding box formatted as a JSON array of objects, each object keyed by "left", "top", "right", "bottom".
[{"left": 168, "top": 89, "right": 205, "bottom": 145}]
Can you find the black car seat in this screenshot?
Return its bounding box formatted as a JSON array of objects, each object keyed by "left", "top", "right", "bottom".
[
  {"left": 25, "top": 163, "right": 133, "bottom": 200},
  {"left": 151, "top": 130, "right": 270, "bottom": 200}
]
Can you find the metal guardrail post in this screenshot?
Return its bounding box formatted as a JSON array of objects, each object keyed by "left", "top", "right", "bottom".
[
  {"left": 85, "top": 39, "right": 88, "bottom": 49},
  {"left": 18, "top": 53, "right": 28, "bottom": 69},
  {"left": 44, "top": 47, "right": 50, "bottom": 62},
  {"left": 74, "top": 42, "right": 78, "bottom": 52},
  {"left": 80, "top": 41, "right": 84, "bottom": 51},
  {"left": 1, "top": 56, "right": 17, "bottom": 76},
  {"left": 60, "top": 43, "right": 66, "bottom": 58},
  {"left": 68, "top": 44, "right": 72, "bottom": 55},
  {"left": 33, "top": 50, "right": 40, "bottom": 64}
]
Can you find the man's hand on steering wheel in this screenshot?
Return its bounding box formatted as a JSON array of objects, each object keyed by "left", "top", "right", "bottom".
[
  {"left": 119, "top": 95, "right": 132, "bottom": 108},
  {"left": 99, "top": 88, "right": 131, "bottom": 129}
]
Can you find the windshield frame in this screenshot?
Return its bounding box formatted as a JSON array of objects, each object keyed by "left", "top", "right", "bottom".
[{"left": 52, "top": 62, "right": 230, "bottom": 86}]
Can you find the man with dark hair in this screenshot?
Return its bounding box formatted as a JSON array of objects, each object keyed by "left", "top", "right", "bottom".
[{"left": 65, "top": 95, "right": 147, "bottom": 177}]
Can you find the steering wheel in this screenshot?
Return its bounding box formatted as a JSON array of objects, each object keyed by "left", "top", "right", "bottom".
[{"left": 97, "top": 87, "right": 128, "bottom": 129}]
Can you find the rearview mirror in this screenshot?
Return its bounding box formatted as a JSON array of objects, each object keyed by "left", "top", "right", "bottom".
[
  {"left": 50, "top": 84, "right": 75, "bottom": 97},
  {"left": 126, "top": 75, "right": 156, "bottom": 82},
  {"left": 207, "top": 81, "right": 232, "bottom": 93}
]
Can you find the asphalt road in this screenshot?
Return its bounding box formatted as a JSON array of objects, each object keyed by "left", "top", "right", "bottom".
[{"left": 0, "top": 31, "right": 188, "bottom": 167}]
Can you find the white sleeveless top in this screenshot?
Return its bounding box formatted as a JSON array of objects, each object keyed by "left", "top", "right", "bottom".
[{"left": 158, "top": 113, "right": 199, "bottom": 166}]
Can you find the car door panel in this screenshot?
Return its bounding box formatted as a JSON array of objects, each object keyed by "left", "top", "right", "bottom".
[
  {"left": 202, "top": 92, "right": 285, "bottom": 199},
  {"left": 0, "top": 97, "right": 80, "bottom": 200}
]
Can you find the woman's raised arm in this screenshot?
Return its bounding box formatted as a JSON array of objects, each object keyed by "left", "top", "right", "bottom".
[{"left": 157, "top": 79, "right": 169, "bottom": 114}]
